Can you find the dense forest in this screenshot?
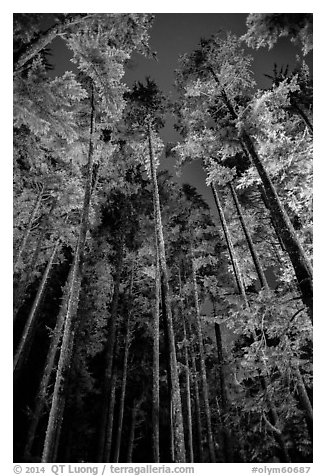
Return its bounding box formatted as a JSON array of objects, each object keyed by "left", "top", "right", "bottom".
[{"left": 13, "top": 13, "right": 313, "bottom": 464}]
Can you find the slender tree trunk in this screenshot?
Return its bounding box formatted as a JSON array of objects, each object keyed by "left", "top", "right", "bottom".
[
  {"left": 23, "top": 263, "right": 75, "bottom": 460},
  {"left": 209, "top": 67, "right": 313, "bottom": 321},
  {"left": 291, "top": 100, "right": 313, "bottom": 133},
  {"left": 190, "top": 247, "right": 216, "bottom": 462},
  {"left": 113, "top": 266, "right": 135, "bottom": 463},
  {"left": 152, "top": 238, "right": 160, "bottom": 463},
  {"left": 97, "top": 237, "right": 124, "bottom": 462},
  {"left": 211, "top": 182, "right": 290, "bottom": 461},
  {"left": 14, "top": 225, "right": 44, "bottom": 323},
  {"left": 41, "top": 86, "right": 95, "bottom": 463},
  {"left": 41, "top": 263, "right": 82, "bottom": 462},
  {"left": 178, "top": 268, "right": 194, "bottom": 463},
  {"left": 14, "top": 221, "right": 43, "bottom": 322},
  {"left": 160, "top": 279, "right": 174, "bottom": 462},
  {"left": 260, "top": 187, "right": 286, "bottom": 253},
  {"left": 148, "top": 121, "right": 186, "bottom": 462},
  {"left": 14, "top": 14, "right": 94, "bottom": 74},
  {"left": 14, "top": 237, "right": 61, "bottom": 377},
  {"left": 14, "top": 205, "right": 63, "bottom": 322},
  {"left": 293, "top": 365, "right": 313, "bottom": 437},
  {"left": 214, "top": 319, "right": 234, "bottom": 462},
  {"left": 182, "top": 316, "right": 194, "bottom": 463},
  {"left": 170, "top": 399, "right": 175, "bottom": 462},
  {"left": 190, "top": 352, "right": 203, "bottom": 462},
  {"left": 228, "top": 181, "right": 269, "bottom": 289},
  {"left": 103, "top": 370, "right": 118, "bottom": 463},
  {"left": 263, "top": 388, "right": 292, "bottom": 463},
  {"left": 217, "top": 69, "right": 312, "bottom": 319},
  {"left": 126, "top": 398, "right": 141, "bottom": 463},
  {"left": 211, "top": 183, "right": 248, "bottom": 305},
  {"left": 14, "top": 187, "right": 43, "bottom": 273}
]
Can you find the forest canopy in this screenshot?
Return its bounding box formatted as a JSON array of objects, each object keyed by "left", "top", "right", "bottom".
[{"left": 13, "top": 13, "right": 313, "bottom": 465}]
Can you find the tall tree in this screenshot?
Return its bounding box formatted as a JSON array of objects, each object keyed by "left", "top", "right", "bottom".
[
  {"left": 174, "top": 33, "right": 313, "bottom": 320},
  {"left": 125, "top": 78, "right": 186, "bottom": 462}
]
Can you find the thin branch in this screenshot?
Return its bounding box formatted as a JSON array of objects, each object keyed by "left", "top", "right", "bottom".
[{"left": 262, "top": 412, "right": 282, "bottom": 436}]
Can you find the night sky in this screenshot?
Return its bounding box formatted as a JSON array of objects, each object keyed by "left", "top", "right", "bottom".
[{"left": 45, "top": 13, "right": 312, "bottom": 219}]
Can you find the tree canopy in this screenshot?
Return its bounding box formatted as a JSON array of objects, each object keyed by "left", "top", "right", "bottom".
[{"left": 13, "top": 13, "right": 313, "bottom": 465}]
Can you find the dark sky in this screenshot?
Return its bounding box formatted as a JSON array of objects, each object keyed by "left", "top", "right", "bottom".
[{"left": 46, "top": 13, "right": 311, "bottom": 219}]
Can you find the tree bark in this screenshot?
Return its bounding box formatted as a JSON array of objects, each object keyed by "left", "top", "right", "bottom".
[
  {"left": 208, "top": 67, "right": 313, "bottom": 321},
  {"left": 228, "top": 181, "right": 269, "bottom": 289},
  {"left": 113, "top": 266, "right": 135, "bottom": 463},
  {"left": 103, "top": 370, "right": 118, "bottom": 463},
  {"left": 14, "top": 204, "right": 63, "bottom": 322},
  {"left": 23, "top": 263, "right": 75, "bottom": 460},
  {"left": 190, "top": 351, "right": 203, "bottom": 462},
  {"left": 14, "top": 187, "right": 43, "bottom": 273},
  {"left": 182, "top": 315, "right": 194, "bottom": 463},
  {"left": 190, "top": 247, "right": 216, "bottom": 462},
  {"left": 97, "top": 237, "right": 124, "bottom": 462},
  {"left": 260, "top": 187, "right": 286, "bottom": 253},
  {"left": 41, "top": 259, "right": 82, "bottom": 462},
  {"left": 126, "top": 398, "right": 142, "bottom": 463},
  {"left": 293, "top": 365, "right": 313, "bottom": 438},
  {"left": 14, "top": 237, "right": 61, "bottom": 377},
  {"left": 14, "top": 217, "right": 47, "bottom": 323},
  {"left": 214, "top": 318, "right": 234, "bottom": 462},
  {"left": 178, "top": 269, "right": 194, "bottom": 463},
  {"left": 291, "top": 100, "right": 313, "bottom": 133},
  {"left": 148, "top": 121, "right": 186, "bottom": 462},
  {"left": 41, "top": 85, "right": 95, "bottom": 463},
  {"left": 152, "top": 238, "right": 160, "bottom": 463},
  {"left": 160, "top": 279, "right": 174, "bottom": 462}
]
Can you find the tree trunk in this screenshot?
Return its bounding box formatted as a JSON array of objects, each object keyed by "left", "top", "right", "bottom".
[
  {"left": 243, "top": 136, "right": 313, "bottom": 320},
  {"left": 160, "top": 279, "right": 174, "bottom": 462},
  {"left": 14, "top": 187, "right": 43, "bottom": 273},
  {"left": 23, "top": 263, "right": 75, "bottom": 460},
  {"left": 190, "top": 351, "right": 203, "bottom": 462},
  {"left": 228, "top": 181, "right": 269, "bottom": 289},
  {"left": 182, "top": 316, "right": 194, "bottom": 463},
  {"left": 14, "top": 217, "right": 45, "bottom": 322},
  {"left": 126, "top": 398, "right": 141, "bottom": 463},
  {"left": 97, "top": 237, "right": 124, "bottom": 462},
  {"left": 211, "top": 179, "right": 290, "bottom": 462},
  {"left": 170, "top": 399, "right": 175, "bottom": 462},
  {"left": 152, "top": 238, "right": 160, "bottom": 463},
  {"left": 291, "top": 100, "right": 313, "bottom": 133},
  {"left": 190, "top": 247, "right": 216, "bottom": 462},
  {"left": 148, "top": 121, "right": 186, "bottom": 462},
  {"left": 264, "top": 392, "right": 292, "bottom": 463},
  {"left": 260, "top": 187, "right": 286, "bottom": 253},
  {"left": 14, "top": 230, "right": 44, "bottom": 323},
  {"left": 41, "top": 261, "right": 82, "bottom": 462},
  {"left": 41, "top": 86, "right": 95, "bottom": 463},
  {"left": 103, "top": 370, "right": 117, "bottom": 463},
  {"left": 214, "top": 317, "right": 234, "bottom": 462},
  {"left": 293, "top": 365, "right": 313, "bottom": 438},
  {"left": 14, "top": 237, "right": 61, "bottom": 377},
  {"left": 178, "top": 268, "right": 194, "bottom": 463},
  {"left": 113, "top": 266, "right": 135, "bottom": 463},
  {"left": 211, "top": 183, "right": 248, "bottom": 305},
  {"left": 14, "top": 205, "right": 63, "bottom": 322},
  {"left": 14, "top": 14, "right": 93, "bottom": 74},
  {"left": 209, "top": 67, "right": 313, "bottom": 321}
]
